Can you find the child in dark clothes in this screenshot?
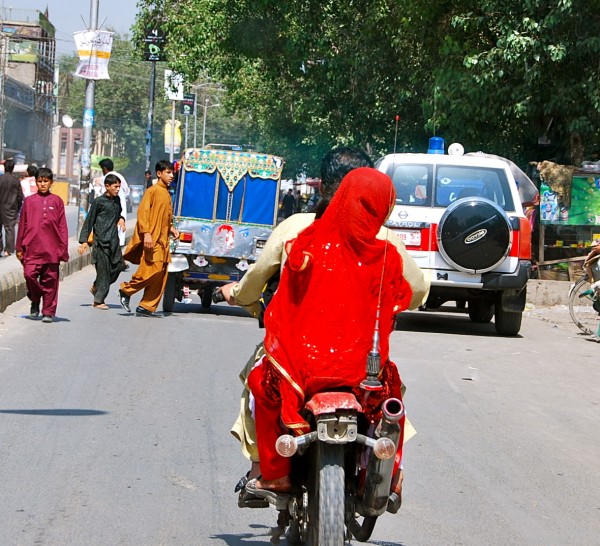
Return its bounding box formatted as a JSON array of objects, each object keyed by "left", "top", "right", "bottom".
[
  {"left": 78, "top": 174, "right": 126, "bottom": 309},
  {"left": 15, "top": 167, "right": 69, "bottom": 323}
]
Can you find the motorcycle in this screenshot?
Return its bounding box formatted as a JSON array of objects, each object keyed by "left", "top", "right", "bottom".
[
  {"left": 214, "top": 271, "right": 405, "bottom": 544},
  {"left": 242, "top": 347, "right": 405, "bottom": 545}
]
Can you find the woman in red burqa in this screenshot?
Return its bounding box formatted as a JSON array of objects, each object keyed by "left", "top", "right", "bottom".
[{"left": 247, "top": 167, "right": 414, "bottom": 493}]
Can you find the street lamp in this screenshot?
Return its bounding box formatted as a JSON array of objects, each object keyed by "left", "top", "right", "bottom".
[{"left": 201, "top": 98, "right": 220, "bottom": 148}]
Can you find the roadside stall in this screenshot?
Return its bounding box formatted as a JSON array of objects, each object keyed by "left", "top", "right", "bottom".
[{"left": 538, "top": 163, "right": 600, "bottom": 280}]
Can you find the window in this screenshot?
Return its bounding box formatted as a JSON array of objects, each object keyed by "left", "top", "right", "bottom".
[
  {"left": 384, "top": 164, "right": 432, "bottom": 206},
  {"left": 434, "top": 166, "right": 515, "bottom": 211}
]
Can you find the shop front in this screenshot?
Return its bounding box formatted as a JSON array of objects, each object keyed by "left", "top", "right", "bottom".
[{"left": 538, "top": 167, "right": 600, "bottom": 280}]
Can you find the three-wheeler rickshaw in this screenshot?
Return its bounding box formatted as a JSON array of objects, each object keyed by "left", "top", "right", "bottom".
[{"left": 164, "top": 147, "right": 284, "bottom": 311}]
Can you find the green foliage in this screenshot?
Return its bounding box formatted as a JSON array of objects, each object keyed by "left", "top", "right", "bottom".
[{"left": 129, "top": 0, "right": 600, "bottom": 174}]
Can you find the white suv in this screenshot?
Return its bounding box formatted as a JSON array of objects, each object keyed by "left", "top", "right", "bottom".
[{"left": 377, "top": 143, "right": 532, "bottom": 336}]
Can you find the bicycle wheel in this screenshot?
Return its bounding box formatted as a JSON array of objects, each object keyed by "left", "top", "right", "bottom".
[{"left": 568, "top": 276, "right": 600, "bottom": 336}]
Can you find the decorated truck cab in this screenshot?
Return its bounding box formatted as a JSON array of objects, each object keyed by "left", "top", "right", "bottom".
[{"left": 164, "top": 148, "right": 284, "bottom": 311}]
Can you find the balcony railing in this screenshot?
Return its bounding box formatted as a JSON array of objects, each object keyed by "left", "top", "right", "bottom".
[{"left": 0, "top": 8, "right": 44, "bottom": 25}]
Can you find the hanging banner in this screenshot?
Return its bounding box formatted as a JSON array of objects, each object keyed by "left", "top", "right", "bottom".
[
  {"left": 143, "top": 26, "right": 166, "bottom": 61},
  {"left": 164, "top": 70, "right": 184, "bottom": 101},
  {"left": 181, "top": 93, "right": 195, "bottom": 115},
  {"left": 73, "top": 30, "right": 114, "bottom": 80},
  {"left": 164, "top": 120, "right": 182, "bottom": 154}
]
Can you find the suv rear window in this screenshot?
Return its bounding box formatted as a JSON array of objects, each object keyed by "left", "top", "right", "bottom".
[{"left": 383, "top": 163, "right": 516, "bottom": 212}]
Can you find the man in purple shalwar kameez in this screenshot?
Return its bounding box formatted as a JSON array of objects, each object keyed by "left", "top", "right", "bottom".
[{"left": 16, "top": 167, "right": 69, "bottom": 323}]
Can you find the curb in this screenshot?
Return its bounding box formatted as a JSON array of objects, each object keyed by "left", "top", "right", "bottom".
[
  {"left": 0, "top": 227, "right": 133, "bottom": 313},
  {"left": 526, "top": 279, "right": 573, "bottom": 307},
  {"left": 0, "top": 239, "right": 93, "bottom": 313}
]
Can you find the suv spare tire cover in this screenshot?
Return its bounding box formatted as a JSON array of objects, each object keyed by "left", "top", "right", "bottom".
[{"left": 437, "top": 197, "right": 512, "bottom": 274}]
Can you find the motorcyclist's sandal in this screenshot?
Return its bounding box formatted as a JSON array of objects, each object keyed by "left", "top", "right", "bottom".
[
  {"left": 245, "top": 478, "right": 290, "bottom": 510},
  {"left": 234, "top": 471, "right": 250, "bottom": 493}
]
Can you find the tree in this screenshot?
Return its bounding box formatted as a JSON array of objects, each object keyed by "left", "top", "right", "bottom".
[
  {"left": 133, "top": 0, "right": 433, "bottom": 174},
  {"left": 132, "top": 1, "right": 600, "bottom": 173},
  {"left": 423, "top": 0, "right": 600, "bottom": 165}
]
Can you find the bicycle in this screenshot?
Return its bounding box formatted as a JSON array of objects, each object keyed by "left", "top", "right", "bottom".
[{"left": 568, "top": 274, "right": 600, "bottom": 336}]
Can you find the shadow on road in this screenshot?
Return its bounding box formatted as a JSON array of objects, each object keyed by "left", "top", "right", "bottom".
[
  {"left": 210, "top": 523, "right": 274, "bottom": 545},
  {"left": 0, "top": 409, "right": 108, "bottom": 416},
  {"left": 395, "top": 308, "right": 523, "bottom": 339},
  {"left": 165, "top": 302, "right": 253, "bottom": 319},
  {"left": 211, "top": 525, "right": 408, "bottom": 546}
]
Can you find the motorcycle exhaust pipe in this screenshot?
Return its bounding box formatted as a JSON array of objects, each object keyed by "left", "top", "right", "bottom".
[
  {"left": 382, "top": 397, "right": 404, "bottom": 425},
  {"left": 360, "top": 398, "right": 404, "bottom": 517}
]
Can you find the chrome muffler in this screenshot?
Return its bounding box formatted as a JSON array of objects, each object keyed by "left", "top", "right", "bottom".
[{"left": 360, "top": 397, "right": 404, "bottom": 516}]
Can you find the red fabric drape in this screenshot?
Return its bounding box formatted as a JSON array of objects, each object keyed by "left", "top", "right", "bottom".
[{"left": 259, "top": 167, "right": 413, "bottom": 434}]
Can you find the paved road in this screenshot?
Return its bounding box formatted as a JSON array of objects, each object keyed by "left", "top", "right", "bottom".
[{"left": 0, "top": 266, "right": 598, "bottom": 545}]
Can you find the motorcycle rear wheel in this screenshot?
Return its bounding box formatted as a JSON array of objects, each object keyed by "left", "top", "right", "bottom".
[{"left": 307, "top": 442, "right": 345, "bottom": 546}]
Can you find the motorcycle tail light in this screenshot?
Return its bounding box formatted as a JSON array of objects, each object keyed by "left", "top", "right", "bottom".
[
  {"left": 275, "top": 435, "right": 298, "bottom": 458},
  {"left": 373, "top": 437, "right": 396, "bottom": 460}
]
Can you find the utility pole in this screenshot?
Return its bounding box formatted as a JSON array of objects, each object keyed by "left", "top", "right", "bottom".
[
  {"left": 0, "top": 1, "right": 5, "bottom": 160},
  {"left": 77, "top": 0, "right": 99, "bottom": 235},
  {"left": 193, "top": 91, "right": 197, "bottom": 148},
  {"left": 169, "top": 99, "right": 175, "bottom": 162},
  {"left": 144, "top": 61, "right": 156, "bottom": 172},
  {"left": 143, "top": 25, "right": 164, "bottom": 172},
  {"left": 202, "top": 97, "right": 209, "bottom": 147},
  {"left": 0, "top": 34, "right": 7, "bottom": 161}
]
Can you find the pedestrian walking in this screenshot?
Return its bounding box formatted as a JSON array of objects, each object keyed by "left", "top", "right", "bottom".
[
  {"left": 78, "top": 174, "right": 127, "bottom": 310},
  {"left": 118, "top": 159, "right": 179, "bottom": 317},
  {"left": 20, "top": 165, "right": 38, "bottom": 199},
  {"left": 89, "top": 176, "right": 105, "bottom": 203},
  {"left": 144, "top": 169, "right": 153, "bottom": 189},
  {"left": 15, "top": 167, "right": 69, "bottom": 323},
  {"left": 294, "top": 190, "right": 304, "bottom": 213},
  {"left": 0, "top": 158, "right": 24, "bottom": 256},
  {"left": 281, "top": 188, "right": 295, "bottom": 219},
  {"left": 99, "top": 158, "right": 129, "bottom": 248}
]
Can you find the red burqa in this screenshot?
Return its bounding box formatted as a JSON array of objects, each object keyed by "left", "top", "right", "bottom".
[{"left": 249, "top": 168, "right": 413, "bottom": 479}]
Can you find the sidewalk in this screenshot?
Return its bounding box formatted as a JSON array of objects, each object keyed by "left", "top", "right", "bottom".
[{"left": 0, "top": 206, "right": 136, "bottom": 312}]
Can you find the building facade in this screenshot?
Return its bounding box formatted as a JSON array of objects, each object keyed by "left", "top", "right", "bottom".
[{"left": 0, "top": 7, "right": 55, "bottom": 166}]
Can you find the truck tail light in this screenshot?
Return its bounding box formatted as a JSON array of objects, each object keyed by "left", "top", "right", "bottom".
[{"left": 179, "top": 232, "right": 193, "bottom": 243}]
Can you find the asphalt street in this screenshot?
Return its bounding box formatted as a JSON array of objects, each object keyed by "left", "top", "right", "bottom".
[{"left": 0, "top": 264, "right": 598, "bottom": 545}]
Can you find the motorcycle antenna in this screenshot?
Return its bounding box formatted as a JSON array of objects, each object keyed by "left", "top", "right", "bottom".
[{"left": 361, "top": 186, "right": 394, "bottom": 392}]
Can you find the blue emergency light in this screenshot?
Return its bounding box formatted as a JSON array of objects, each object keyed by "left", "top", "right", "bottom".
[{"left": 427, "top": 136, "right": 445, "bottom": 154}]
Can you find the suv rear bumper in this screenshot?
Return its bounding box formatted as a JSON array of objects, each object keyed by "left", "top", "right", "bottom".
[
  {"left": 425, "top": 260, "right": 531, "bottom": 309},
  {"left": 481, "top": 260, "right": 531, "bottom": 290}
]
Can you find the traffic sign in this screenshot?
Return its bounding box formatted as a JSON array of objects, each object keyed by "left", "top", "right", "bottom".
[
  {"left": 143, "top": 27, "right": 166, "bottom": 62},
  {"left": 181, "top": 94, "right": 195, "bottom": 116}
]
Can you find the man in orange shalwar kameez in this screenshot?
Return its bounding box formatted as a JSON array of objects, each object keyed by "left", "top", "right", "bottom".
[{"left": 118, "top": 159, "right": 179, "bottom": 316}]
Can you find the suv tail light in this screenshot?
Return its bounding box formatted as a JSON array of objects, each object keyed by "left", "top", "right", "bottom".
[{"left": 517, "top": 217, "right": 532, "bottom": 260}]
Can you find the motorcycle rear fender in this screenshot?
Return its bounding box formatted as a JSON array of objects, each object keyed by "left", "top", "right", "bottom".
[
  {"left": 305, "top": 392, "right": 362, "bottom": 414},
  {"left": 305, "top": 392, "right": 362, "bottom": 444}
]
